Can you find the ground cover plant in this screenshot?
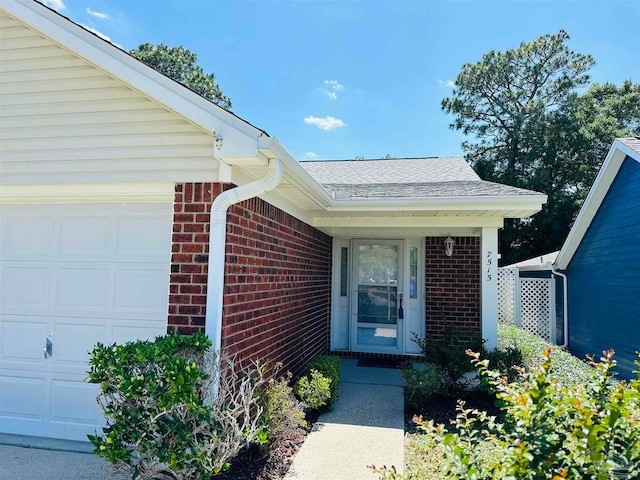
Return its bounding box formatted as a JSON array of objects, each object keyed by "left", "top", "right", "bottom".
[{"left": 379, "top": 328, "right": 640, "bottom": 479}]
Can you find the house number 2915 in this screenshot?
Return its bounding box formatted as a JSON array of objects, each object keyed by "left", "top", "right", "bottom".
[{"left": 486, "top": 251, "right": 493, "bottom": 282}]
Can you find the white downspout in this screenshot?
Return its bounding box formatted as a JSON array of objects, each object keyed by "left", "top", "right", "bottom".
[
  {"left": 551, "top": 266, "right": 568, "bottom": 348},
  {"left": 204, "top": 158, "right": 284, "bottom": 356}
]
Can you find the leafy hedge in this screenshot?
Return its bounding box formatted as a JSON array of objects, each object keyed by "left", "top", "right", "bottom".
[
  {"left": 304, "top": 355, "right": 341, "bottom": 409},
  {"left": 498, "top": 324, "right": 597, "bottom": 385}
]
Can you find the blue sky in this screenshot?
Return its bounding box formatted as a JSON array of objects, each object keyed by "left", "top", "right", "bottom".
[{"left": 43, "top": 0, "right": 639, "bottom": 161}]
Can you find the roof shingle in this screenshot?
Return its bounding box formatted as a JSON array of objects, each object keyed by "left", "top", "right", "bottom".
[{"left": 302, "top": 157, "right": 542, "bottom": 199}]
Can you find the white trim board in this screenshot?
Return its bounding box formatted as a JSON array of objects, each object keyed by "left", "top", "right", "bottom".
[
  {"left": 555, "top": 140, "right": 640, "bottom": 270},
  {"left": 0, "top": 183, "right": 175, "bottom": 204}
]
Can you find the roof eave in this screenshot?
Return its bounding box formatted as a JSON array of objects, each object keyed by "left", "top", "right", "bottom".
[
  {"left": 258, "top": 136, "right": 335, "bottom": 208},
  {"left": 555, "top": 140, "right": 640, "bottom": 269},
  {"left": 326, "top": 194, "right": 547, "bottom": 216}
]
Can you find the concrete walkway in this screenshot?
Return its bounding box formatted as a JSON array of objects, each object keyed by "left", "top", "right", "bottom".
[
  {"left": 285, "top": 359, "right": 405, "bottom": 480},
  {"left": 0, "top": 434, "right": 128, "bottom": 480}
]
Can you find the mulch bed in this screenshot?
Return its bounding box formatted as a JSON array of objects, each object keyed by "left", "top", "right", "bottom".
[
  {"left": 217, "top": 411, "right": 320, "bottom": 480},
  {"left": 405, "top": 391, "right": 501, "bottom": 433}
]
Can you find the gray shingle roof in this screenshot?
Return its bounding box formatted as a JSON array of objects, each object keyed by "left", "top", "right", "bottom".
[
  {"left": 324, "top": 181, "right": 540, "bottom": 199},
  {"left": 302, "top": 157, "right": 479, "bottom": 184},
  {"left": 301, "top": 157, "right": 542, "bottom": 199}
]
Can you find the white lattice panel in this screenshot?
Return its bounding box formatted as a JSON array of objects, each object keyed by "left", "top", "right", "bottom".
[
  {"left": 498, "top": 268, "right": 516, "bottom": 325},
  {"left": 520, "top": 278, "right": 554, "bottom": 341}
]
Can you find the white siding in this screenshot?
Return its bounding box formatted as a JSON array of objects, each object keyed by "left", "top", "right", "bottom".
[{"left": 0, "top": 12, "right": 219, "bottom": 185}]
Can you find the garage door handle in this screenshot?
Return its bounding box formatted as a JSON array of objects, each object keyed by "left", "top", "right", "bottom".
[{"left": 44, "top": 337, "right": 53, "bottom": 359}]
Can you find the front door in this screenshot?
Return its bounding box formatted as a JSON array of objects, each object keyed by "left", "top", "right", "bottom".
[{"left": 351, "top": 240, "right": 403, "bottom": 354}]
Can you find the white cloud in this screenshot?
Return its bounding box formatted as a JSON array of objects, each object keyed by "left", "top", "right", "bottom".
[
  {"left": 302, "top": 152, "right": 319, "bottom": 159},
  {"left": 304, "top": 115, "right": 346, "bottom": 131},
  {"left": 86, "top": 7, "right": 109, "bottom": 20},
  {"left": 324, "top": 80, "right": 344, "bottom": 91},
  {"left": 41, "top": 0, "right": 65, "bottom": 11},
  {"left": 80, "top": 24, "right": 121, "bottom": 48},
  {"left": 437, "top": 79, "right": 455, "bottom": 88},
  {"left": 319, "top": 79, "right": 345, "bottom": 100}
]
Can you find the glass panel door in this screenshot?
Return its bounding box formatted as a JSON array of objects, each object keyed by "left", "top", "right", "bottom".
[{"left": 352, "top": 240, "right": 402, "bottom": 352}]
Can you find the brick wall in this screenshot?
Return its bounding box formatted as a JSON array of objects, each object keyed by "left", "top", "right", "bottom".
[
  {"left": 168, "top": 182, "right": 332, "bottom": 377},
  {"left": 425, "top": 236, "right": 480, "bottom": 341}
]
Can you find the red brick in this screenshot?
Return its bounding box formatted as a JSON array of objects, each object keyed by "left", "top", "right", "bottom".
[{"left": 167, "top": 182, "right": 331, "bottom": 377}]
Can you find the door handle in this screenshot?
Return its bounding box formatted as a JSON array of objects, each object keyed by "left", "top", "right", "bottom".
[{"left": 44, "top": 336, "right": 53, "bottom": 359}]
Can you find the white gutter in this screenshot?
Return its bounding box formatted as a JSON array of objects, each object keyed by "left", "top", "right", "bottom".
[
  {"left": 204, "top": 158, "right": 284, "bottom": 356},
  {"left": 551, "top": 266, "right": 568, "bottom": 348}
]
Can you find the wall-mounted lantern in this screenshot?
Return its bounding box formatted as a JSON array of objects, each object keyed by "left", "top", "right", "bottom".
[{"left": 444, "top": 236, "right": 455, "bottom": 257}]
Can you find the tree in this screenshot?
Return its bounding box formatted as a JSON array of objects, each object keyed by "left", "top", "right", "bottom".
[
  {"left": 443, "top": 31, "right": 640, "bottom": 264},
  {"left": 130, "top": 43, "right": 231, "bottom": 110}
]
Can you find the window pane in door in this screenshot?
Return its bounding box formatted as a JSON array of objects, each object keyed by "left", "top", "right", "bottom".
[
  {"left": 357, "top": 244, "right": 398, "bottom": 285},
  {"left": 357, "top": 285, "right": 397, "bottom": 324}
]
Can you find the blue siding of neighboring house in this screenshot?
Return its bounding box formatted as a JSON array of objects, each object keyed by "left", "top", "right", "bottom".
[{"left": 566, "top": 156, "right": 640, "bottom": 379}]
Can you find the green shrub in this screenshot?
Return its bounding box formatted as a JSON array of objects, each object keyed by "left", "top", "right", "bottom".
[
  {"left": 305, "top": 355, "right": 341, "bottom": 408},
  {"left": 87, "top": 333, "right": 267, "bottom": 479},
  {"left": 483, "top": 344, "right": 524, "bottom": 384},
  {"left": 412, "top": 325, "right": 485, "bottom": 394},
  {"left": 260, "top": 371, "right": 306, "bottom": 450},
  {"left": 401, "top": 362, "right": 442, "bottom": 414},
  {"left": 295, "top": 369, "right": 332, "bottom": 411},
  {"left": 498, "top": 323, "right": 596, "bottom": 385},
  {"left": 376, "top": 349, "right": 640, "bottom": 480}
]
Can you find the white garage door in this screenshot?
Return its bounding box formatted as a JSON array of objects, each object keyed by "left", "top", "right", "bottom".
[{"left": 0, "top": 203, "right": 172, "bottom": 441}]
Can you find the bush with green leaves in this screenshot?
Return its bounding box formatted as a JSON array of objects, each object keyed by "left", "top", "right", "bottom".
[
  {"left": 376, "top": 349, "right": 640, "bottom": 479},
  {"left": 400, "top": 362, "right": 442, "bottom": 414},
  {"left": 295, "top": 369, "right": 332, "bottom": 411},
  {"left": 87, "top": 333, "right": 267, "bottom": 480},
  {"left": 260, "top": 371, "right": 306, "bottom": 451},
  {"left": 304, "top": 355, "right": 341, "bottom": 408},
  {"left": 412, "top": 325, "right": 486, "bottom": 394},
  {"left": 498, "top": 323, "right": 596, "bottom": 385}
]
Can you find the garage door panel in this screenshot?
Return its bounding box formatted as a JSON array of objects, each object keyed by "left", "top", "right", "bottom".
[
  {"left": 1, "top": 319, "right": 49, "bottom": 364},
  {"left": 52, "top": 323, "right": 105, "bottom": 367},
  {"left": 56, "top": 268, "right": 109, "bottom": 311},
  {"left": 112, "top": 324, "right": 165, "bottom": 344},
  {"left": 60, "top": 216, "right": 110, "bottom": 257},
  {"left": 114, "top": 268, "right": 169, "bottom": 314},
  {"left": 50, "top": 380, "right": 101, "bottom": 425},
  {"left": 116, "top": 214, "right": 173, "bottom": 259},
  {"left": 0, "top": 375, "right": 46, "bottom": 420},
  {"left": 1, "top": 215, "right": 55, "bottom": 258},
  {"left": 1, "top": 267, "right": 51, "bottom": 309}
]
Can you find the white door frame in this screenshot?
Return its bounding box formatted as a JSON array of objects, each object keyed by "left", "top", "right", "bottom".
[{"left": 330, "top": 237, "right": 425, "bottom": 355}]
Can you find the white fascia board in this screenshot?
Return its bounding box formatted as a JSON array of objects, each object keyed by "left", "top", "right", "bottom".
[
  {"left": 230, "top": 165, "right": 315, "bottom": 226},
  {"left": 555, "top": 141, "right": 640, "bottom": 269},
  {"left": 258, "top": 136, "right": 334, "bottom": 208},
  {"left": 0, "top": 183, "right": 175, "bottom": 204},
  {"left": 326, "top": 194, "right": 547, "bottom": 214},
  {"left": 3, "top": 0, "right": 262, "bottom": 158},
  {"left": 313, "top": 216, "right": 504, "bottom": 229}
]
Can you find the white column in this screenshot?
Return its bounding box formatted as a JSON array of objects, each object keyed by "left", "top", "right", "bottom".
[{"left": 481, "top": 227, "right": 499, "bottom": 349}]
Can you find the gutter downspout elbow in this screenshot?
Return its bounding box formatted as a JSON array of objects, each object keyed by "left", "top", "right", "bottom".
[
  {"left": 551, "top": 266, "right": 568, "bottom": 348},
  {"left": 204, "top": 158, "right": 284, "bottom": 358}
]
